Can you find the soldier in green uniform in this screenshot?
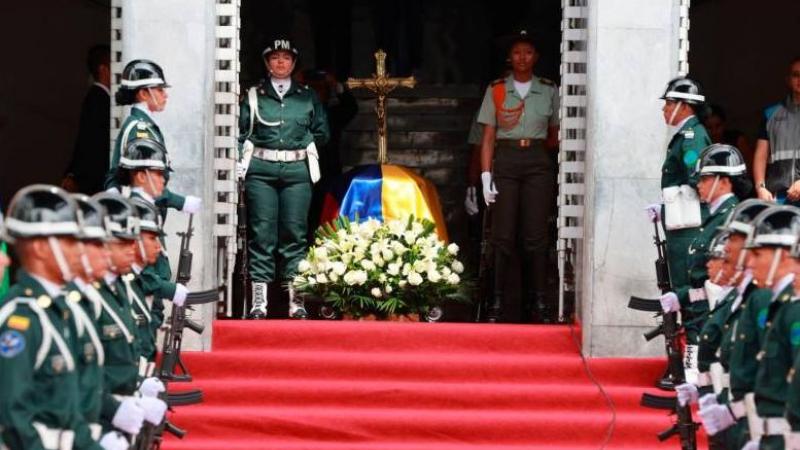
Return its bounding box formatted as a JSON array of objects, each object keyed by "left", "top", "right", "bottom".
[
  {"left": 740, "top": 206, "right": 800, "bottom": 450},
  {"left": 237, "top": 38, "right": 330, "bottom": 319},
  {"left": 0, "top": 185, "right": 127, "bottom": 450},
  {"left": 477, "top": 30, "right": 560, "bottom": 323},
  {"left": 117, "top": 138, "right": 188, "bottom": 341},
  {"left": 91, "top": 194, "right": 166, "bottom": 437},
  {"left": 659, "top": 144, "right": 749, "bottom": 387},
  {"left": 646, "top": 77, "right": 711, "bottom": 290},
  {"left": 104, "top": 59, "right": 201, "bottom": 218}
]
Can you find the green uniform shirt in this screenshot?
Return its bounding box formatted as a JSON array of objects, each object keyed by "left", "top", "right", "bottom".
[
  {"left": 661, "top": 116, "right": 710, "bottom": 189},
  {"left": 698, "top": 288, "right": 736, "bottom": 373},
  {"left": 0, "top": 272, "right": 102, "bottom": 450},
  {"left": 729, "top": 285, "right": 777, "bottom": 401},
  {"left": 96, "top": 277, "right": 139, "bottom": 396},
  {"left": 476, "top": 75, "right": 558, "bottom": 140},
  {"left": 786, "top": 340, "right": 800, "bottom": 430},
  {"left": 754, "top": 281, "right": 800, "bottom": 417},
  {"left": 121, "top": 274, "right": 156, "bottom": 362},
  {"left": 105, "top": 106, "right": 186, "bottom": 213},
  {"left": 128, "top": 191, "right": 168, "bottom": 332},
  {"left": 238, "top": 80, "right": 330, "bottom": 154}
]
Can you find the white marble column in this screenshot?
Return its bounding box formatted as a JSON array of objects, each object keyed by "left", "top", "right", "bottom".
[
  {"left": 121, "top": 0, "right": 217, "bottom": 350},
  {"left": 582, "top": 0, "right": 683, "bottom": 356}
]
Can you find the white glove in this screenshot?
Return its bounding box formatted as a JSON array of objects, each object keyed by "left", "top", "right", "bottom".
[
  {"left": 182, "top": 195, "right": 202, "bottom": 214},
  {"left": 659, "top": 292, "right": 680, "bottom": 313},
  {"left": 236, "top": 159, "right": 250, "bottom": 179},
  {"left": 675, "top": 383, "right": 699, "bottom": 407},
  {"left": 464, "top": 187, "right": 479, "bottom": 216},
  {"left": 698, "top": 392, "right": 718, "bottom": 409},
  {"left": 645, "top": 203, "right": 662, "bottom": 223},
  {"left": 99, "top": 431, "right": 128, "bottom": 450},
  {"left": 137, "top": 396, "right": 167, "bottom": 425},
  {"left": 172, "top": 283, "right": 188, "bottom": 307},
  {"left": 785, "top": 432, "right": 800, "bottom": 450},
  {"left": 699, "top": 403, "right": 736, "bottom": 435},
  {"left": 741, "top": 440, "right": 760, "bottom": 450},
  {"left": 111, "top": 397, "right": 145, "bottom": 435},
  {"left": 139, "top": 377, "right": 165, "bottom": 398},
  {"left": 480, "top": 172, "right": 498, "bottom": 205}
]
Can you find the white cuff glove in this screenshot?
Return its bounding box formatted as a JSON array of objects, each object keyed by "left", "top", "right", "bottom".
[
  {"left": 137, "top": 396, "right": 167, "bottom": 426},
  {"left": 741, "top": 440, "right": 760, "bottom": 450},
  {"left": 172, "top": 283, "right": 188, "bottom": 307},
  {"left": 675, "top": 383, "right": 699, "bottom": 407},
  {"left": 182, "top": 195, "right": 202, "bottom": 214},
  {"left": 480, "top": 172, "right": 498, "bottom": 205},
  {"left": 464, "top": 187, "right": 479, "bottom": 216},
  {"left": 139, "top": 377, "right": 165, "bottom": 398},
  {"left": 659, "top": 292, "right": 680, "bottom": 313},
  {"left": 112, "top": 397, "right": 145, "bottom": 435},
  {"left": 785, "top": 432, "right": 800, "bottom": 450},
  {"left": 645, "top": 203, "right": 662, "bottom": 223},
  {"left": 698, "top": 403, "right": 736, "bottom": 436},
  {"left": 99, "top": 431, "right": 128, "bottom": 450},
  {"left": 698, "top": 392, "right": 718, "bottom": 409}
]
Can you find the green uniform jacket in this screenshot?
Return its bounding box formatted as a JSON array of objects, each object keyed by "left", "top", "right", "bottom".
[
  {"left": 661, "top": 116, "right": 711, "bottom": 289},
  {"left": 238, "top": 80, "right": 330, "bottom": 154},
  {"left": 64, "top": 281, "right": 105, "bottom": 430},
  {"left": 104, "top": 106, "right": 186, "bottom": 213},
  {"left": 698, "top": 289, "right": 735, "bottom": 374},
  {"left": 0, "top": 272, "right": 102, "bottom": 450},
  {"left": 122, "top": 274, "right": 156, "bottom": 362},
  {"left": 676, "top": 195, "right": 738, "bottom": 337},
  {"left": 129, "top": 191, "right": 168, "bottom": 331},
  {"left": 786, "top": 338, "right": 800, "bottom": 430},
  {"left": 754, "top": 282, "right": 800, "bottom": 417},
  {"left": 729, "top": 285, "right": 777, "bottom": 402}
]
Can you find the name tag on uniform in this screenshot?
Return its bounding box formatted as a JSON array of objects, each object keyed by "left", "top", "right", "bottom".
[{"left": 102, "top": 324, "right": 121, "bottom": 339}]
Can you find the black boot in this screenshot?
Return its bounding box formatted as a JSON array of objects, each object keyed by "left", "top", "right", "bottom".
[
  {"left": 487, "top": 253, "right": 509, "bottom": 323},
  {"left": 529, "top": 250, "right": 554, "bottom": 324}
]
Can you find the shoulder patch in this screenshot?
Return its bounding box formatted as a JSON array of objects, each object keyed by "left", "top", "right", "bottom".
[
  {"left": 6, "top": 315, "right": 30, "bottom": 331},
  {"left": 136, "top": 122, "right": 148, "bottom": 131},
  {"left": 136, "top": 132, "right": 149, "bottom": 138},
  {"left": 0, "top": 330, "right": 25, "bottom": 358},
  {"left": 791, "top": 322, "right": 800, "bottom": 347}
]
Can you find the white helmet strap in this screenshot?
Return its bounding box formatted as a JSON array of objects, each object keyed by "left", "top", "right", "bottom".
[{"left": 48, "top": 237, "right": 73, "bottom": 282}]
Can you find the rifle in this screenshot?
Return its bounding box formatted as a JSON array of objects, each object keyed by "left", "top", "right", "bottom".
[
  {"left": 473, "top": 206, "right": 494, "bottom": 322},
  {"left": 629, "top": 220, "right": 697, "bottom": 449},
  {"left": 233, "top": 177, "right": 250, "bottom": 319}
]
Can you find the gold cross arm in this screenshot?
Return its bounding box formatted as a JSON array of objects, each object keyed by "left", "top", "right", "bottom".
[{"left": 346, "top": 50, "right": 416, "bottom": 164}]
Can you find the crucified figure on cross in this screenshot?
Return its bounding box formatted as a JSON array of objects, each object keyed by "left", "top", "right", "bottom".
[{"left": 346, "top": 49, "right": 416, "bottom": 164}]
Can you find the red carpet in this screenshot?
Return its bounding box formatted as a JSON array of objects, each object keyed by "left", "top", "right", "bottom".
[{"left": 163, "top": 321, "right": 707, "bottom": 449}]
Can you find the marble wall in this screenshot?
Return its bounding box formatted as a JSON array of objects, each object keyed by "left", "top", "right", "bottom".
[
  {"left": 121, "top": 0, "right": 217, "bottom": 350},
  {"left": 582, "top": 0, "right": 682, "bottom": 356}
]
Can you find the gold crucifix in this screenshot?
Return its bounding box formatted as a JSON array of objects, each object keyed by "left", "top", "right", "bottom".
[{"left": 346, "top": 49, "right": 416, "bottom": 164}]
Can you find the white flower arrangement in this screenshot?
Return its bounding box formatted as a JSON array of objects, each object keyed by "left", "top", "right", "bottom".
[{"left": 292, "top": 215, "right": 468, "bottom": 318}]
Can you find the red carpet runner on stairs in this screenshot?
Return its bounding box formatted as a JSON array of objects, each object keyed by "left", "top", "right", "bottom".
[{"left": 164, "top": 321, "right": 707, "bottom": 449}]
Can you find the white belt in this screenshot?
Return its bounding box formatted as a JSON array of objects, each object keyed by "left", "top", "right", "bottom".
[
  {"left": 689, "top": 288, "right": 707, "bottom": 303},
  {"left": 253, "top": 148, "right": 307, "bottom": 162},
  {"left": 89, "top": 423, "right": 102, "bottom": 441},
  {"left": 32, "top": 422, "right": 75, "bottom": 450},
  {"left": 745, "top": 392, "right": 791, "bottom": 437}
]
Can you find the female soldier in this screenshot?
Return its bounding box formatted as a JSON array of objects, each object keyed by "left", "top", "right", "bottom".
[
  {"left": 477, "top": 30, "right": 559, "bottom": 324},
  {"left": 238, "top": 38, "right": 330, "bottom": 320}
]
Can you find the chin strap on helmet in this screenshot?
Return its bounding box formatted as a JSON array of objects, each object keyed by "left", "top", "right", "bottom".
[
  {"left": 76, "top": 241, "right": 93, "bottom": 281},
  {"left": 705, "top": 175, "right": 721, "bottom": 203},
  {"left": 48, "top": 237, "right": 74, "bottom": 283},
  {"left": 668, "top": 101, "right": 684, "bottom": 126},
  {"left": 765, "top": 248, "right": 783, "bottom": 288}
]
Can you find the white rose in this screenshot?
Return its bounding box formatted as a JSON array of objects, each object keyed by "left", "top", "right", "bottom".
[
  {"left": 386, "top": 263, "right": 400, "bottom": 276},
  {"left": 378, "top": 273, "right": 387, "bottom": 283},
  {"left": 385, "top": 285, "right": 393, "bottom": 294},
  {"left": 411, "top": 221, "right": 424, "bottom": 234},
  {"left": 442, "top": 267, "right": 452, "bottom": 276},
  {"left": 361, "top": 259, "right": 376, "bottom": 271},
  {"left": 336, "top": 229, "right": 348, "bottom": 239},
  {"left": 341, "top": 253, "right": 353, "bottom": 265},
  {"left": 331, "top": 262, "right": 347, "bottom": 276},
  {"left": 356, "top": 270, "right": 368, "bottom": 284},
  {"left": 408, "top": 271, "right": 423, "bottom": 286},
  {"left": 329, "top": 273, "right": 339, "bottom": 282},
  {"left": 314, "top": 247, "right": 329, "bottom": 260},
  {"left": 388, "top": 219, "right": 406, "bottom": 236},
  {"left": 447, "top": 243, "right": 459, "bottom": 255},
  {"left": 343, "top": 271, "right": 359, "bottom": 286},
  {"left": 371, "top": 254, "right": 385, "bottom": 267},
  {"left": 403, "top": 231, "right": 417, "bottom": 245},
  {"left": 402, "top": 263, "right": 411, "bottom": 276},
  {"left": 297, "top": 259, "right": 311, "bottom": 273},
  {"left": 354, "top": 249, "right": 366, "bottom": 261},
  {"left": 371, "top": 287, "right": 382, "bottom": 298},
  {"left": 308, "top": 277, "right": 317, "bottom": 286},
  {"left": 316, "top": 273, "right": 329, "bottom": 284},
  {"left": 451, "top": 261, "right": 464, "bottom": 274},
  {"left": 427, "top": 269, "right": 441, "bottom": 283},
  {"left": 413, "top": 260, "right": 427, "bottom": 273},
  {"left": 447, "top": 273, "right": 460, "bottom": 285},
  {"left": 381, "top": 249, "right": 394, "bottom": 261}
]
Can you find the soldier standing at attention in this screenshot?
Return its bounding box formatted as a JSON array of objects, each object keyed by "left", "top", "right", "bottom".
[
  {"left": 104, "top": 60, "right": 201, "bottom": 218},
  {"left": 237, "top": 38, "right": 330, "bottom": 320},
  {"left": 477, "top": 30, "right": 560, "bottom": 324},
  {"left": 0, "top": 185, "right": 126, "bottom": 450},
  {"left": 740, "top": 206, "right": 800, "bottom": 450},
  {"left": 647, "top": 77, "right": 712, "bottom": 290}
]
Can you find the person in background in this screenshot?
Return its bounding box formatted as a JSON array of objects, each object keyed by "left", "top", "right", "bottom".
[
  {"left": 62, "top": 45, "right": 112, "bottom": 195},
  {"left": 753, "top": 56, "right": 800, "bottom": 206},
  {"left": 704, "top": 104, "right": 754, "bottom": 178}
]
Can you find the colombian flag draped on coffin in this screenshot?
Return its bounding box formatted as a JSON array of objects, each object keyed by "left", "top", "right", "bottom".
[{"left": 319, "top": 164, "right": 449, "bottom": 241}]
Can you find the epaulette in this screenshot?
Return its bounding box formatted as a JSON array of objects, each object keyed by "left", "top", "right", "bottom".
[
  {"left": 539, "top": 77, "right": 554, "bottom": 86},
  {"left": 682, "top": 128, "right": 696, "bottom": 139},
  {"left": 490, "top": 78, "right": 505, "bottom": 86}
]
